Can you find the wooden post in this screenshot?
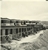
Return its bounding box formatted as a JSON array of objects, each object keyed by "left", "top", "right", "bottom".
[
  {"left": 26, "top": 28, "right": 28, "bottom": 36},
  {"left": 21, "top": 28, "right": 22, "bottom": 38},
  {"left": 8, "top": 29, "right": 10, "bottom": 35},
  {"left": 18, "top": 28, "right": 19, "bottom": 38},
  {"left": 1, "top": 29, "right": 6, "bottom": 43},
  {"left": 12, "top": 29, "right": 16, "bottom": 39},
  {"left": 2, "top": 29, "right": 5, "bottom": 36}
]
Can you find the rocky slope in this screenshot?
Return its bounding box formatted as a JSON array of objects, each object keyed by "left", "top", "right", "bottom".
[{"left": 19, "top": 29, "right": 48, "bottom": 50}]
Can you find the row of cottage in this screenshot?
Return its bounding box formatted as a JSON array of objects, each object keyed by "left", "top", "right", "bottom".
[{"left": 1, "top": 18, "right": 45, "bottom": 43}]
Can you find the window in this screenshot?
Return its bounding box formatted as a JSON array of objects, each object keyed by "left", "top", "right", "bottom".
[
  {"left": 1, "top": 29, "right": 2, "bottom": 35},
  {"left": 19, "top": 28, "right": 21, "bottom": 32},
  {"left": 10, "top": 29, "right": 12, "bottom": 34},
  {"left": 5, "top": 29, "right": 8, "bottom": 35}
]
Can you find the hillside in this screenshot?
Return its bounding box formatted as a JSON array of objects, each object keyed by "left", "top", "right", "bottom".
[
  {"left": 18, "top": 29, "right": 48, "bottom": 50},
  {"left": 40, "top": 21, "right": 48, "bottom": 26},
  {"left": 1, "top": 29, "right": 48, "bottom": 50}
]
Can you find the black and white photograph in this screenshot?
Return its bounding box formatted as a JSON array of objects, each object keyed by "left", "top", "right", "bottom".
[{"left": 0, "top": 0, "right": 48, "bottom": 50}]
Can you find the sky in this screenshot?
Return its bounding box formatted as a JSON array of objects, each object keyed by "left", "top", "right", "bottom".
[
  {"left": 1, "top": 1, "right": 48, "bottom": 21},
  {"left": 2, "top": 0, "right": 46, "bottom": 1}
]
